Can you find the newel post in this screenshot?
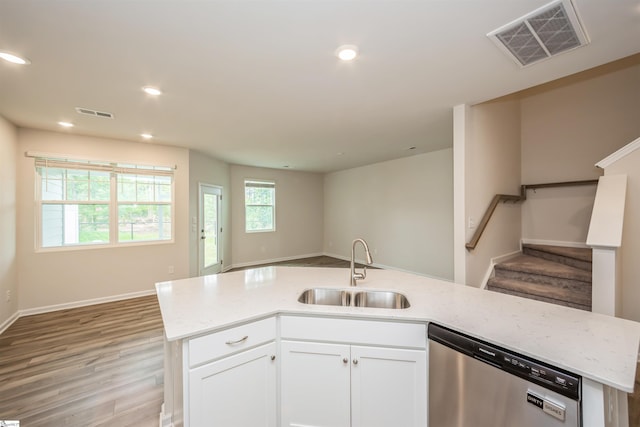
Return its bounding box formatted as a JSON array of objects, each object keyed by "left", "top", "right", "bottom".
[{"left": 586, "top": 174, "right": 627, "bottom": 317}]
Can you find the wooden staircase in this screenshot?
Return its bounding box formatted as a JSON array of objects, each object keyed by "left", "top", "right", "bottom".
[{"left": 487, "top": 244, "right": 592, "bottom": 311}]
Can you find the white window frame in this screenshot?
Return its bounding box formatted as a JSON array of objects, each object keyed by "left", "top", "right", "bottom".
[
  {"left": 244, "top": 179, "right": 276, "bottom": 233},
  {"left": 34, "top": 156, "right": 175, "bottom": 251}
]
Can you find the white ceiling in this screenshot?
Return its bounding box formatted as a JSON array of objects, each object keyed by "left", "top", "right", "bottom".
[{"left": 0, "top": 0, "right": 638, "bottom": 172}]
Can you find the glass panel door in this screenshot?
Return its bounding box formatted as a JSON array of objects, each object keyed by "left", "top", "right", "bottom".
[{"left": 199, "top": 184, "right": 222, "bottom": 275}]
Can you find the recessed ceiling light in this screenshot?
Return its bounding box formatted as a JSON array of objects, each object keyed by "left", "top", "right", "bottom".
[
  {"left": 58, "top": 121, "right": 74, "bottom": 128},
  {"left": 336, "top": 45, "right": 358, "bottom": 61},
  {"left": 0, "top": 51, "right": 30, "bottom": 65},
  {"left": 142, "top": 86, "right": 162, "bottom": 96},
  {"left": 141, "top": 133, "right": 153, "bottom": 139}
]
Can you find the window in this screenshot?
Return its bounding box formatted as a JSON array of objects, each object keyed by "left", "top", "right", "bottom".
[
  {"left": 244, "top": 180, "right": 275, "bottom": 232},
  {"left": 35, "top": 157, "right": 173, "bottom": 249}
]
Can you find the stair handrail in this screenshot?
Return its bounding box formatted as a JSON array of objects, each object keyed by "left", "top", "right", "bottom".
[{"left": 466, "top": 179, "right": 599, "bottom": 250}]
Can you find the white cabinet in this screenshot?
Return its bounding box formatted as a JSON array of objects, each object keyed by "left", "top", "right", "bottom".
[
  {"left": 182, "top": 316, "right": 426, "bottom": 427},
  {"left": 281, "top": 341, "right": 351, "bottom": 427},
  {"left": 184, "top": 318, "right": 277, "bottom": 427},
  {"left": 280, "top": 317, "right": 427, "bottom": 427},
  {"left": 189, "top": 342, "right": 277, "bottom": 427},
  {"left": 351, "top": 345, "right": 427, "bottom": 427}
]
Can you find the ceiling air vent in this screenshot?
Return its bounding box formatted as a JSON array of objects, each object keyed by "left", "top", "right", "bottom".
[
  {"left": 75, "top": 107, "right": 114, "bottom": 119},
  {"left": 487, "top": 0, "right": 589, "bottom": 67}
]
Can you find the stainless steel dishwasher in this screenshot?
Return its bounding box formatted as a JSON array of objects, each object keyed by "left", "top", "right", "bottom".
[{"left": 428, "top": 323, "right": 581, "bottom": 427}]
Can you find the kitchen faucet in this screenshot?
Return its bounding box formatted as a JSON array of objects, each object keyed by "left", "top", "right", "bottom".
[{"left": 350, "top": 238, "right": 374, "bottom": 286}]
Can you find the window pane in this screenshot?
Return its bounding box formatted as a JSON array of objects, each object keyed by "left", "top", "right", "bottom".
[
  {"left": 245, "top": 187, "right": 274, "bottom": 205},
  {"left": 66, "top": 169, "right": 89, "bottom": 201},
  {"left": 41, "top": 204, "right": 63, "bottom": 247},
  {"left": 244, "top": 181, "right": 275, "bottom": 232},
  {"left": 156, "top": 176, "right": 172, "bottom": 202},
  {"left": 203, "top": 193, "right": 218, "bottom": 268},
  {"left": 246, "top": 206, "right": 274, "bottom": 231},
  {"left": 37, "top": 160, "right": 174, "bottom": 249},
  {"left": 89, "top": 171, "right": 111, "bottom": 201},
  {"left": 136, "top": 180, "right": 154, "bottom": 202},
  {"left": 118, "top": 204, "right": 172, "bottom": 242},
  {"left": 39, "top": 167, "right": 111, "bottom": 202},
  {"left": 117, "top": 174, "right": 172, "bottom": 202},
  {"left": 117, "top": 174, "right": 138, "bottom": 201},
  {"left": 39, "top": 167, "right": 65, "bottom": 201},
  {"left": 42, "top": 203, "right": 109, "bottom": 247}
]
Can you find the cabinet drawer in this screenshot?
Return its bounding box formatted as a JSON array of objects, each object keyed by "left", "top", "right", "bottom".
[
  {"left": 188, "top": 317, "right": 276, "bottom": 367},
  {"left": 280, "top": 316, "right": 426, "bottom": 349}
]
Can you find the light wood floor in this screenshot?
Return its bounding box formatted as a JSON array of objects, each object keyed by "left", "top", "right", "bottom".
[
  {"left": 0, "top": 295, "right": 164, "bottom": 426},
  {"left": 1, "top": 258, "right": 639, "bottom": 426}
]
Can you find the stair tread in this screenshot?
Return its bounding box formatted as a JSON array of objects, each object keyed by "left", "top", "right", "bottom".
[
  {"left": 496, "top": 254, "right": 591, "bottom": 282},
  {"left": 523, "top": 244, "right": 592, "bottom": 263},
  {"left": 487, "top": 277, "right": 591, "bottom": 307}
]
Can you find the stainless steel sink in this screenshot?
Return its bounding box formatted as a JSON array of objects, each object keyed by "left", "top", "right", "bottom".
[
  {"left": 298, "top": 288, "right": 410, "bottom": 309},
  {"left": 298, "top": 288, "right": 351, "bottom": 306},
  {"left": 353, "top": 290, "right": 410, "bottom": 309}
]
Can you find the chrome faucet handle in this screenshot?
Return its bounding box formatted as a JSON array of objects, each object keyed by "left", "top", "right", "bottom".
[{"left": 350, "top": 238, "right": 373, "bottom": 286}]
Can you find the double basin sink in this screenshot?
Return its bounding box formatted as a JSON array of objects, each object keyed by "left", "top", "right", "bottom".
[{"left": 298, "top": 288, "right": 410, "bottom": 309}]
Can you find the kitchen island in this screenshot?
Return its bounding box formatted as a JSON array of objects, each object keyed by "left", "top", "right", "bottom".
[{"left": 156, "top": 266, "right": 640, "bottom": 427}]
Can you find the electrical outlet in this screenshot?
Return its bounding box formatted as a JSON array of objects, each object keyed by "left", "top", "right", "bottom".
[
  {"left": 468, "top": 216, "right": 476, "bottom": 229},
  {"left": 168, "top": 265, "right": 174, "bottom": 274},
  {"left": 6, "top": 290, "right": 11, "bottom": 302}
]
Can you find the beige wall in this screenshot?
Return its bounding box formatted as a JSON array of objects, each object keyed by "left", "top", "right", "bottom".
[
  {"left": 324, "top": 149, "right": 454, "bottom": 279},
  {"left": 605, "top": 147, "right": 640, "bottom": 322},
  {"left": 519, "top": 55, "right": 640, "bottom": 244},
  {"left": 463, "top": 55, "right": 640, "bottom": 285},
  {"left": 230, "top": 165, "right": 324, "bottom": 267},
  {"left": 16, "top": 129, "right": 190, "bottom": 312},
  {"left": 465, "top": 97, "right": 522, "bottom": 287},
  {"left": 188, "top": 150, "right": 231, "bottom": 275},
  {"left": 0, "top": 116, "right": 18, "bottom": 329}
]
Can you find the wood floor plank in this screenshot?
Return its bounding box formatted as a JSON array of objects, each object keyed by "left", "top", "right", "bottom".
[
  {"left": 0, "top": 295, "right": 163, "bottom": 426},
  {"left": 1, "top": 259, "right": 639, "bottom": 425}
]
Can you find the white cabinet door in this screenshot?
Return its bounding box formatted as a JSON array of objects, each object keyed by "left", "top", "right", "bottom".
[
  {"left": 189, "top": 342, "right": 277, "bottom": 427},
  {"left": 280, "top": 340, "right": 351, "bottom": 427},
  {"left": 351, "top": 345, "right": 427, "bottom": 427}
]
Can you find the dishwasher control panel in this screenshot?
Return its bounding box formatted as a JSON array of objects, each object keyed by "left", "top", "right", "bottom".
[
  {"left": 498, "top": 348, "right": 579, "bottom": 398},
  {"left": 428, "top": 323, "right": 581, "bottom": 400}
]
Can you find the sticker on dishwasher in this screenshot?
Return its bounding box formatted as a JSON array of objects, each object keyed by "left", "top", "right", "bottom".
[{"left": 527, "top": 391, "right": 566, "bottom": 421}]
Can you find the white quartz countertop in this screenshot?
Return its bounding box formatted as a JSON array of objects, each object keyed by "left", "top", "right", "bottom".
[{"left": 155, "top": 266, "right": 640, "bottom": 392}]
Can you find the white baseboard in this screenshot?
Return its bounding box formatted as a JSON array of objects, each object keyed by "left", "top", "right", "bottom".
[
  {"left": 322, "top": 252, "right": 450, "bottom": 281},
  {"left": 521, "top": 238, "right": 589, "bottom": 249},
  {"left": 0, "top": 310, "right": 20, "bottom": 336},
  {"left": 322, "top": 251, "right": 350, "bottom": 263},
  {"left": 480, "top": 250, "right": 521, "bottom": 290},
  {"left": 19, "top": 289, "right": 157, "bottom": 317},
  {"left": 159, "top": 403, "right": 174, "bottom": 427},
  {"left": 227, "top": 252, "right": 324, "bottom": 271}
]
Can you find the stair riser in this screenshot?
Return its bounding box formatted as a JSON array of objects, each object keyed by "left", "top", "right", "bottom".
[
  {"left": 490, "top": 246, "right": 593, "bottom": 311},
  {"left": 487, "top": 277, "right": 592, "bottom": 306},
  {"left": 487, "top": 286, "right": 590, "bottom": 311},
  {"left": 495, "top": 267, "right": 591, "bottom": 289},
  {"left": 523, "top": 247, "right": 592, "bottom": 271}
]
